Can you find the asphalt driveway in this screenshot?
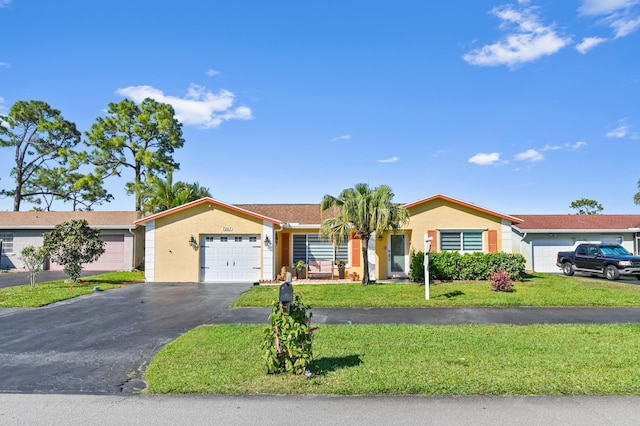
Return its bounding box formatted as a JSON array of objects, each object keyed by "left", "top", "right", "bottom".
[{"left": 0, "top": 282, "right": 254, "bottom": 394}]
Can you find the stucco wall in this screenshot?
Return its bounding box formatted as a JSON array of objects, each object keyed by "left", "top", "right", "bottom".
[
  {"left": 151, "top": 203, "right": 265, "bottom": 282},
  {"left": 404, "top": 199, "right": 505, "bottom": 254}
]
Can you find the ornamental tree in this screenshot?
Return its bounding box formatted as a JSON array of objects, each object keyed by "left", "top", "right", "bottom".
[
  {"left": 18, "top": 245, "right": 48, "bottom": 289},
  {"left": 43, "top": 219, "right": 105, "bottom": 282}
]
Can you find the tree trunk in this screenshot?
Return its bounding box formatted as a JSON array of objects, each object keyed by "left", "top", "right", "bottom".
[
  {"left": 13, "top": 180, "right": 22, "bottom": 211},
  {"left": 361, "top": 235, "right": 370, "bottom": 285}
]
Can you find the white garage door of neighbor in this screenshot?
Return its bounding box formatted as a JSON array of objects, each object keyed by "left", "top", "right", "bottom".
[
  {"left": 532, "top": 239, "right": 575, "bottom": 273},
  {"left": 200, "top": 234, "right": 261, "bottom": 282},
  {"left": 49, "top": 234, "right": 125, "bottom": 271}
]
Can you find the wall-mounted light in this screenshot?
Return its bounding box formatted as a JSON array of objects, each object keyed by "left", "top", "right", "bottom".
[
  {"left": 189, "top": 235, "right": 199, "bottom": 250},
  {"left": 264, "top": 235, "right": 272, "bottom": 248}
]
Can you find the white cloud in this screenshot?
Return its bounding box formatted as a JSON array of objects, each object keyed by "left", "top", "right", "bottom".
[
  {"left": 576, "top": 36, "right": 607, "bottom": 53},
  {"left": 566, "top": 141, "right": 587, "bottom": 150},
  {"left": 378, "top": 156, "right": 399, "bottom": 163},
  {"left": 116, "top": 84, "right": 253, "bottom": 129},
  {"left": 468, "top": 152, "right": 502, "bottom": 165},
  {"left": 605, "top": 118, "right": 638, "bottom": 139},
  {"left": 611, "top": 15, "right": 640, "bottom": 37},
  {"left": 541, "top": 144, "right": 562, "bottom": 151},
  {"left": 579, "top": 0, "right": 638, "bottom": 16},
  {"left": 0, "top": 0, "right": 12, "bottom": 7},
  {"left": 0, "top": 62, "right": 9, "bottom": 68},
  {"left": 515, "top": 149, "right": 544, "bottom": 162},
  {"left": 206, "top": 69, "right": 220, "bottom": 76},
  {"left": 463, "top": 3, "right": 571, "bottom": 68},
  {"left": 331, "top": 134, "right": 351, "bottom": 142},
  {"left": 579, "top": 0, "right": 640, "bottom": 38}
]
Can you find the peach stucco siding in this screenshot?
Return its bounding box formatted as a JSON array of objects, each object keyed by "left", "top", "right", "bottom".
[
  {"left": 151, "top": 202, "right": 265, "bottom": 282},
  {"left": 403, "top": 198, "right": 505, "bottom": 253}
]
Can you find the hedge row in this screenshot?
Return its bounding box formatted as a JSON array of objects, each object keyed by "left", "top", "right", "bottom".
[{"left": 409, "top": 250, "right": 526, "bottom": 282}]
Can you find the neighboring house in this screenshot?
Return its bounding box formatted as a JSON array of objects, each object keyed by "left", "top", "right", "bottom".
[
  {"left": 0, "top": 211, "right": 143, "bottom": 272},
  {"left": 512, "top": 214, "right": 640, "bottom": 273},
  {"left": 135, "top": 194, "right": 523, "bottom": 283}
]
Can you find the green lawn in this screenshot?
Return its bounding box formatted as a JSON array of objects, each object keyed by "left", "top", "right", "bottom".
[
  {"left": 146, "top": 323, "right": 640, "bottom": 395},
  {"left": 232, "top": 273, "right": 640, "bottom": 307},
  {"left": 0, "top": 271, "right": 145, "bottom": 308}
]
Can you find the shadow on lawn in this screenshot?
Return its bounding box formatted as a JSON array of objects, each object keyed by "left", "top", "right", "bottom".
[
  {"left": 433, "top": 290, "right": 465, "bottom": 299},
  {"left": 311, "top": 354, "right": 362, "bottom": 375}
]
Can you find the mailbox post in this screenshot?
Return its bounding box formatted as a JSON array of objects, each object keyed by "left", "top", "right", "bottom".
[
  {"left": 424, "top": 234, "right": 433, "bottom": 300},
  {"left": 279, "top": 272, "right": 294, "bottom": 314}
]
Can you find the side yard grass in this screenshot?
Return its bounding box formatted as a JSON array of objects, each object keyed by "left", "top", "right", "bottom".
[
  {"left": 0, "top": 271, "right": 145, "bottom": 308},
  {"left": 146, "top": 323, "right": 640, "bottom": 395},
  {"left": 231, "top": 273, "right": 640, "bottom": 307}
]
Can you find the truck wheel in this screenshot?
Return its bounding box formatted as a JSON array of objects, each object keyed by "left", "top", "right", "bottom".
[
  {"left": 604, "top": 265, "right": 619, "bottom": 281},
  {"left": 562, "top": 262, "right": 574, "bottom": 276}
]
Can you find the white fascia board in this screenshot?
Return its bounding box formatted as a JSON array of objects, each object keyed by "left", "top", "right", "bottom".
[
  {"left": 514, "top": 228, "right": 636, "bottom": 234},
  {"left": 286, "top": 223, "right": 322, "bottom": 229}
]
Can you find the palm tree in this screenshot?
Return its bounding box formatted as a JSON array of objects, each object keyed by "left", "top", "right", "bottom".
[
  {"left": 320, "top": 183, "right": 409, "bottom": 284},
  {"left": 141, "top": 172, "right": 211, "bottom": 214}
]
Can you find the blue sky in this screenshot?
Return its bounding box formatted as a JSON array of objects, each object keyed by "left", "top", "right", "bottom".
[{"left": 1, "top": 0, "right": 639, "bottom": 214}]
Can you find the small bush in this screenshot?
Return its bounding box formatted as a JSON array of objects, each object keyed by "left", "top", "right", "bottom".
[
  {"left": 491, "top": 270, "right": 513, "bottom": 292},
  {"left": 263, "top": 295, "right": 313, "bottom": 375},
  {"left": 409, "top": 249, "right": 425, "bottom": 282}
]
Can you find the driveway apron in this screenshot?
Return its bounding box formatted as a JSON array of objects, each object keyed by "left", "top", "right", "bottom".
[{"left": 0, "top": 282, "right": 253, "bottom": 394}]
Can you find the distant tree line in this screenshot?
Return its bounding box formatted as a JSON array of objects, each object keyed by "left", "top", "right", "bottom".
[{"left": 0, "top": 99, "right": 210, "bottom": 213}]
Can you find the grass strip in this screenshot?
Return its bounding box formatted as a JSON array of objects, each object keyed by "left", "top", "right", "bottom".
[
  {"left": 0, "top": 271, "right": 144, "bottom": 308},
  {"left": 146, "top": 323, "right": 640, "bottom": 395},
  {"left": 232, "top": 274, "right": 640, "bottom": 307}
]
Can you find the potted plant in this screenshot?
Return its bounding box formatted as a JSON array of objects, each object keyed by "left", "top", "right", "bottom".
[
  {"left": 294, "top": 260, "right": 306, "bottom": 279},
  {"left": 335, "top": 259, "right": 346, "bottom": 279}
]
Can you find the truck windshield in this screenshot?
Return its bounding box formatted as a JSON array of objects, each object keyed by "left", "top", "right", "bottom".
[{"left": 600, "top": 246, "right": 631, "bottom": 255}]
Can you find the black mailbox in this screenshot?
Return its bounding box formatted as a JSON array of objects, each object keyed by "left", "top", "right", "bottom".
[{"left": 279, "top": 272, "right": 293, "bottom": 313}]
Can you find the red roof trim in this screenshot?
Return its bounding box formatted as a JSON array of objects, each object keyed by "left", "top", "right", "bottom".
[
  {"left": 403, "top": 193, "right": 523, "bottom": 224},
  {"left": 134, "top": 197, "right": 282, "bottom": 225}
]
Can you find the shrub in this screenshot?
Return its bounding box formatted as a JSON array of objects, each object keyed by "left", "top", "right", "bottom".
[
  {"left": 263, "top": 294, "right": 313, "bottom": 375},
  {"left": 426, "top": 252, "right": 525, "bottom": 281},
  {"left": 490, "top": 270, "right": 514, "bottom": 292},
  {"left": 409, "top": 250, "right": 425, "bottom": 282}
]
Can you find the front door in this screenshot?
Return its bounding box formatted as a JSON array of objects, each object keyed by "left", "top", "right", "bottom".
[{"left": 389, "top": 234, "right": 406, "bottom": 276}]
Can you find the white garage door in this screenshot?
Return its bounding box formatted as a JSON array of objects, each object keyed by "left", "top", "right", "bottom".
[
  {"left": 200, "top": 234, "right": 261, "bottom": 282},
  {"left": 49, "top": 234, "right": 125, "bottom": 272},
  {"left": 532, "top": 239, "right": 575, "bottom": 273}
]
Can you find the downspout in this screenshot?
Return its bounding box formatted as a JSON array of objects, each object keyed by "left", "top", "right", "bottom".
[{"left": 128, "top": 227, "right": 137, "bottom": 272}]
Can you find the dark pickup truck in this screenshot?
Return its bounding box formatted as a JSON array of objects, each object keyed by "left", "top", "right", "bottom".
[{"left": 556, "top": 243, "right": 640, "bottom": 281}]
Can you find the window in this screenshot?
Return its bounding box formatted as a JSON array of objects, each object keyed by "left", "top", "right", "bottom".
[
  {"left": 0, "top": 233, "right": 13, "bottom": 254},
  {"left": 440, "top": 231, "right": 483, "bottom": 252},
  {"left": 234, "top": 236, "right": 243, "bottom": 242},
  {"left": 292, "top": 234, "right": 348, "bottom": 264}
]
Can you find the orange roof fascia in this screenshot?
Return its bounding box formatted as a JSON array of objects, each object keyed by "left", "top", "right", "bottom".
[
  {"left": 134, "top": 197, "right": 282, "bottom": 226},
  {"left": 404, "top": 194, "right": 523, "bottom": 224}
]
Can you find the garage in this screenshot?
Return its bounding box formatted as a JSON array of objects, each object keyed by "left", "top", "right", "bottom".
[
  {"left": 200, "top": 234, "right": 261, "bottom": 282},
  {"left": 50, "top": 234, "right": 125, "bottom": 272},
  {"left": 532, "top": 239, "right": 575, "bottom": 273}
]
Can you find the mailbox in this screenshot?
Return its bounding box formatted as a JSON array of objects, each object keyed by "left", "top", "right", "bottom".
[{"left": 279, "top": 272, "right": 293, "bottom": 313}]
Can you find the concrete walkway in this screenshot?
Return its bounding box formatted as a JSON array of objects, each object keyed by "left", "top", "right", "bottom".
[{"left": 215, "top": 306, "right": 640, "bottom": 325}]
